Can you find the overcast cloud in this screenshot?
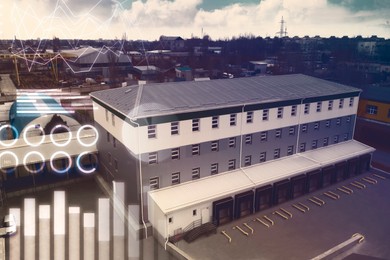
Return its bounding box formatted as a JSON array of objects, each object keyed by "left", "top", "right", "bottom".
[{"left": 0, "top": 0, "right": 389, "bottom": 40}]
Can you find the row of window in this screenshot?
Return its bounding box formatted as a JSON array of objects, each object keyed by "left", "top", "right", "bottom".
[
  {"left": 147, "top": 98, "right": 355, "bottom": 138},
  {"left": 148, "top": 133, "right": 350, "bottom": 190},
  {"left": 301, "top": 116, "right": 351, "bottom": 133}
]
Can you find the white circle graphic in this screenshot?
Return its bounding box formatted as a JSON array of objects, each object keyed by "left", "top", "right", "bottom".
[
  {"left": 50, "top": 151, "right": 72, "bottom": 174},
  {"left": 23, "top": 124, "right": 45, "bottom": 147},
  {"left": 0, "top": 151, "right": 19, "bottom": 173},
  {"left": 23, "top": 151, "right": 45, "bottom": 174},
  {"left": 77, "top": 125, "right": 99, "bottom": 147},
  {"left": 50, "top": 124, "right": 72, "bottom": 147}
]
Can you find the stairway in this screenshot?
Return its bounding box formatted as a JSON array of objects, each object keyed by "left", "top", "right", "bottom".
[{"left": 183, "top": 222, "right": 217, "bottom": 243}]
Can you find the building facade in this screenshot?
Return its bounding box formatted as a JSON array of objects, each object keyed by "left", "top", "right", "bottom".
[{"left": 90, "top": 74, "right": 374, "bottom": 242}]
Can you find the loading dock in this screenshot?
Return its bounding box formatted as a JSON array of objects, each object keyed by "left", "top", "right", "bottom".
[
  {"left": 213, "top": 197, "right": 234, "bottom": 226},
  {"left": 322, "top": 165, "right": 335, "bottom": 187},
  {"left": 254, "top": 185, "right": 273, "bottom": 212},
  {"left": 348, "top": 158, "right": 359, "bottom": 176},
  {"left": 307, "top": 169, "right": 322, "bottom": 192},
  {"left": 359, "top": 154, "right": 371, "bottom": 174},
  {"left": 335, "top": 162, "right": 348, "bottom": 182},
  {"left": 291, "top": 174, "right": 307, "bottom": 199},
  {"left": 234, "top": 191, "right": 254, "bottom": 219},
  {"left": 273, "top": 179, "right": 291, "bottom": 205}
]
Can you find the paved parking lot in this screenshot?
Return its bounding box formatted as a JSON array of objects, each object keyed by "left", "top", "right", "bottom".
[{"left": 177, "top": 171, "right": 390, "bottom": 260}]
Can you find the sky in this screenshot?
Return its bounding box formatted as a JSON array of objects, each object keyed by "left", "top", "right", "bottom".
[{"left": 0, "top": 0, "right": 389, "bottom": 40}]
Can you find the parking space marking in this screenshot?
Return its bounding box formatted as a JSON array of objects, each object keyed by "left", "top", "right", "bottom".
[
  {"left": 309, "top": 198, "right": 323, "bottom": 206},
  {"left": 298, "top": 203, "right": 310, "bottom": 211},
  {"left": 263, "top": 216, "right": 274, "bottom": 226},
  {"left": 254, "top": 218, "right": 270, "bottom": 227},
  {"left": 280, "top": 208, "right": 292, "bottom": 218},
  {"left": 342, "top": 185, "right": 354, "bottom": 193},
  {"left": 243, "top": 223, "right": 254, "bottom": 234},
  {"left": 351, "top": 182, "right": 364, "bottom": 189},
  {"left": 292, "top": 204, "right": 306, "bottom": 213},
  {"left": 273, "top": 210, "right": 289, "bottom": 220},
  {"left": 327, "top": 191, "right": 340, "bottom": 199},
  {"left": 323, "top": 192, "right": 338, "bottom": 200},
  {"left": 233, "top": 226, "right": 249, "bottom": 236},
  {"left": 373, "top": 174, "right": 386, "bottom": 180},
  {"left": 363, "top": 177, "right": 377, "bottom": 184},
  {"left": 221, "top": 231, "right": 231, "bottom": 243},
  {"left": 355, "top": 181, "right": 367, "bottom": 188}
]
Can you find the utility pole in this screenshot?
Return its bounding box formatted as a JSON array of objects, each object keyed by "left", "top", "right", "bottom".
[{"left": 276, "top": 17, "right": 287, "bottom": 38}]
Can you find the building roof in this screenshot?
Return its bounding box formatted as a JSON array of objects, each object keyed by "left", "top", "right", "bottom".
[
  {"left": 61, "top": 47, "right": 132, "bottom": 65},
  {"left": 148, "top": 140, "right": 375, "bottom": 215},
  {"left": 90, "top": 74, "right": 360, "bottom": 120},
  {"left": 360, "top": 86, "right": 390, "bottom": 104}
]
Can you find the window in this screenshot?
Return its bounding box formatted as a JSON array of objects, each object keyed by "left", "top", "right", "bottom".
[
  {"left": 245, "top": 134, "right": 252, "bottom": 144},
  {"left": 336, "top": 118, "right": 341, "bottom": 126},
  {"left": 169, "top": 217, "right": 173, "bottom": 223},
  {"left": 105, "top": 109, "right": 109, "bottom": 121},
  {"left": 260, "top": 131, "right": 268, "bottom": 142},
  {"left": 192, "top": 119, "right": 200, "bottom": 132},
  {"left": 388, "top": 109, "right": 390, "bottom": 118},
  {"left": 171, "top": 148, "right": 180, "bottom": 160},
  {"left": 274, "top": 148, "right": 280, "bottom": 159},
  {"left": 275, "top": 129, "right": 282, "bottom": 138},
  {"left": 346, "top": 116, "right": 351, "bottom": 123},
  {"left": 193, "top": 210, "right": 197, "bottom": 216},
  {"left": 148, "top": 125, "right": 156, "bottom": 138},
  {"left": 291, "top": 105, "right": 297, "bottom": 116},
  {"left": 300, "top": 143, "right": 306, "bottom": 152},
  {"left": 349, "top": 97, "right": 354, "bottom": 107},
  {"left": 211, "top": 163, "right": 218, "bottom": 175},
  {"left": 325, "top": 120, "right": 331, "bottom": 128},
  {"left": 211, "top": 141, "right": 219, "bottom": 151},
  {"left": 366, "top": 105, "right": 378, "bottom": 115},
  {"left": 111, "top": 113, "right": 115, "bottom": 126},
  {"left": 323, "top": 137, "right": 329, "bottom": 146},
  {"left": 192, "top": 144, "right": 200, "bottom": 156},
  {"left": 328, "top": 100, "right": 333, "bottom": 111},
  {"left": 108, "top": 153, "right": 112, "bottom": 164},
  {"left": 343, "top": 133, "right": 349, "bottom": 141},
  {"left": 228, "top": 159, "right": 236, "bottom": 171},
  {"left": 339, "top": 98, "right": 344, "bottom": 109},
  {"left": 262, "top": 109, "right": 269, "bottom": 121},
  {"left": 230, "top": 114, "right": 236, "bottom": 126},
  {"left": 229, "top": 137, "right": 236, "bottom": 148},
  {"left": 113, "top": 137, "right": 116, "bottom": 148},
  {"left": 172, "top": 172, "right": 180, "bottom": 185},
  {"left": 244, "top": 155, "right": 251, "bottom": 166},
  {"left": 312, "top": 140, "right": 318, "bottom": 149},
  {"left": 304, "top": 104, "right": 310, "bottom": 114},
  {"left": 316, "top": 102, "right": 322, "bottom": 112},
  {"left": 150, "top": 177, "right": 159, "bottom": 190},
  {"left": 192, "top": 168, "right": 200, "bottom": 180},
  {"left": 247, "top": 111, "right": 253, "bottom": 123},
  {"left": 289, "top": 126, "right": 295, "bottom": 136},
  {"left": 148, "top": 152, "right": 158, "bottom": 164},
  {"left": 107, "top": 132, "right": 111, "bottom": 142},
  {"left": 277, "top": 107, "right": 283, "bottom": 119},
  {"left": 314, "top": 122, "right": 320, "bottom": 130},
  {"left": 212, "top": 116, "right": 219, "bottom": 128},
  {"left": 287, "top": 145, "right": 294, "bottom": 156},
  {"left": 171, "top": 122, "right": 179, "bottom": 135},
  {"left": 301, "top": 124, "right": 308, "bottom": 133},
  {"left": 334, "top": 135, "right": 339, "bottom": 144},
  {"left": 259, "top": 152, "right": 266, "bottom": 162}
]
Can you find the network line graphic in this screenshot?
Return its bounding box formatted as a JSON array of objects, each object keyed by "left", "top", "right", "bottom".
[{"left": 5, "top": 0, "right": 154, "bottom": 74}]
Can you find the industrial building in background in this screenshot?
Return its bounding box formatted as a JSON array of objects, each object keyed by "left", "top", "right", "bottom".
[{"left": 90, "top": 74, "right": 374, "bottom": 243}]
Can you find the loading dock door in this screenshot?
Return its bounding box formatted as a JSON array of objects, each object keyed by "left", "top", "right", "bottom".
[
  {"left": 291, "top": 174, "right": 307, "bottom": 199},
  {"left": 255, "top": 185, "right": 273, "bottom": 212},
  {"left": 273, "top": 179, "right": 291, "bottom": 205},
  {"left": 335, "top": 162, "right": 348, "bottom": 182},
  {"left": 212, "top": 197, "right": 234, "bottom": 226},
  {"left": 322, "top": 165, "right": 335, "bottom": 187},
  {"left": 348, "top": 158, "right": 359, "bottom": 176},
  {"left": 359, "top": 154, "right": 371, "bottom": 174},
  {"left": 307, "top": 169, "right": 322, "bottom": 193},
  {"left": 234, "top": 190, "right": 254, "bottom": 219}
]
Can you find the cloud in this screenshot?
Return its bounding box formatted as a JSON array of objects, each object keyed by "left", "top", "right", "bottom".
[{"left": 1, "top": 0, "right": 389, "bottom": 40}]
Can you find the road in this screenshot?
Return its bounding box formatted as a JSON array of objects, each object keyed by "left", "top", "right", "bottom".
[{"left": 0, "top": 74, "right": 17, "bottom": 95}]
